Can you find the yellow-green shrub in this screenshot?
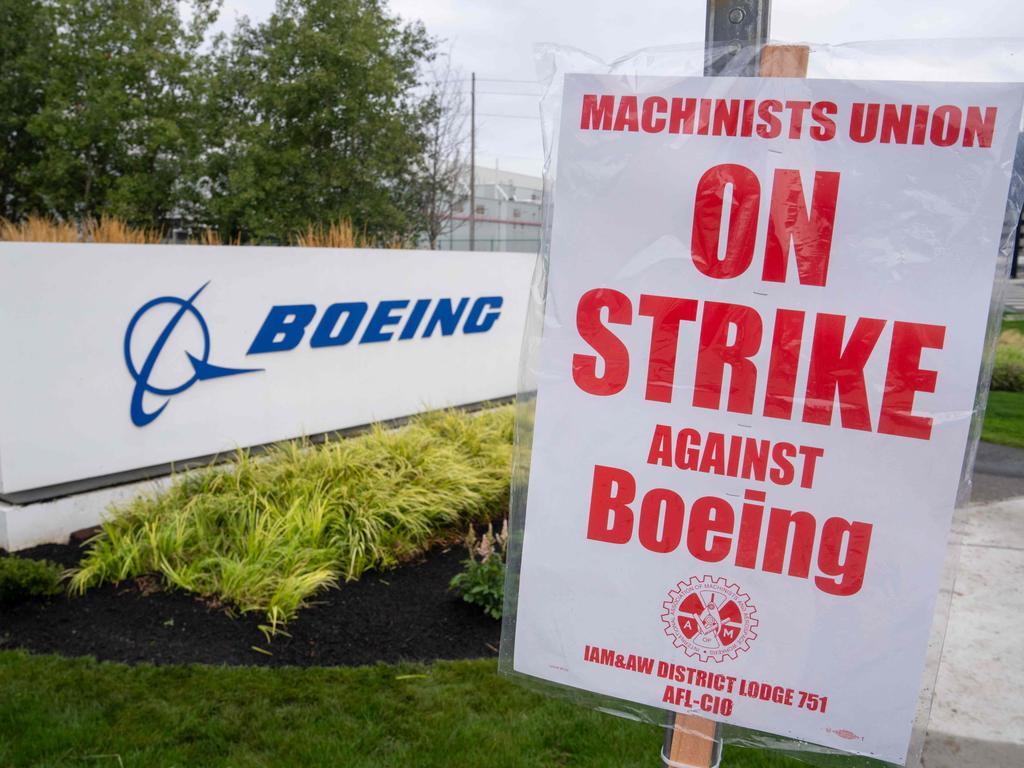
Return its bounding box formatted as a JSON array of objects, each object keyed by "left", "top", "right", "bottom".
[{"left": 71, "top": 407, "right": 513, "bottom": 634}]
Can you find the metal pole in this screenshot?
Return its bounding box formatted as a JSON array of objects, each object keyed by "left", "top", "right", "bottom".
[
  {"left": 1013, "top": 211, "right": 1021, "bottom": 279},
  {"left": 704, "top": 0, "right": 771, "bottom": 76},
  {"left": 470, "top": 71, "right": 476, "bottom": 251},
  {"left": 1013, "top": 135, "right": 1024, "bottom": 279}
]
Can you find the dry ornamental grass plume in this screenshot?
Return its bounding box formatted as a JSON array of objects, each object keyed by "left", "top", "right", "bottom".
[
  {"left": 0, "top": 215, "right": 80, "bottom": 242},
  {"left": 294, "top": 217, "right": 360, "bottom": 248},
  {"left": 85, "top": 215, "right": 162, "bottom": 244},
  {"left": 2, "top": 214, "right": 410, "bottom": 248},
  {"left": 189, "top": 228, "right": 242, "bottom": 246},
  {"left": 294, "top": 215, "right": 411, "bottom": 249},
  {"left": 0, "top": 214, "right": 161, "bottom": 244}
]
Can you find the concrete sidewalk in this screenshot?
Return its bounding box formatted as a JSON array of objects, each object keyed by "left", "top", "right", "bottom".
[{"left": 923, "top": 443, "right": 1024, "bottom": 768}]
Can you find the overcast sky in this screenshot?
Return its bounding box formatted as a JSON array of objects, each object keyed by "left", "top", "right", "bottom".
[{"left": 217, "top": 0, "right": 1024, "bottom": 177}]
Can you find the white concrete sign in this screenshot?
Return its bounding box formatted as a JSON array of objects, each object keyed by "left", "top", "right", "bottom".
[
  {"left": 511, "top": 74, "right": 1023, "bottom": 764},
  {"left": 0, "top": 244, "right": 534, "bottom": 497}
]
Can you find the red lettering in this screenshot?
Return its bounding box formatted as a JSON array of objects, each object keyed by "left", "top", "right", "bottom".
[
  {"left": 878, "top": 321, "right": 946, "bottom": 440},
  {"left": 741, "top": 438, "right": 769, "bottom": 482},
  {"left": 930, "top": 105, "right": 961, "bottom": 147},
  {"left": 581, "top": 94, "right": 614, "bottom": 130},
  {"left": 797, "top": 445, "right": 825, "bottom": 489},
  {"left": 763, "top": 507, "right": 815, "bottom": 578},
  {"left": 676, "top": 429, "right": 701, "bottom": 470},
  {"left": 648, "top": 424, "right": 674, "bottom": 466},
  {"left": 963, "top": 106, "right": 997, "bottom": 148},
  {"left": 769, "top": 442, "right": 796, "bottom": 485},
  {"left": 850, "top": 102, "right": 879, "bottom": 143},
  {"left": 587, "top": 465, "right": 635, "bottom": 544},
  {"left": 691, "top": 164, "right": 761, "bottom": 279},
  {"left": 698, "top": 98, "right": 712, "bottom": 135},
  {"left": 762, "top": 169, "right": 840, "bottom": 287},
  {"left": 713, "top": 99, "right": 739, "bottom": 136},
  {"left": 810, "top": 102, "right": 837, "bottom": 141},
  {"left": 803, "top": 314, "right": 886, "bottom": 431},
  {"left": 573, "top": 289, "right": 632, "bottom": 396},
  {"left": 912, "top": 105, "right": 930, "bottom": 145},
  {"left": 698, "top": 432, "right": 725, "bottom": 475},
  {"left": 736, "top": 489, "right": 765, "bottom": 568},
  {"left": 639, "top": 489, "right": 686, "bottom": 553},
  {"left": 785, "top": 100, "right": 811, "bottom": 139},
  {"left": 642, "top": 96, "right": 668, "bottom": 133},
  {"left": 880, "top": 104, "right": 912, "bottom": 144},
  {"left": 816, "top": 518, "right": 873, "bottom": 596},
  {"left": 686, "top": 496, "right": 734, "bottom": 562},
  {"left": 613, "top": 96, "right": 640, "bottom": 132},
  {"left": 693, "top": 302, "right": 763, "bottom": 413},
  {"left": 669, "top": 97, "right": 697, "bottom": 134},
  {"left": 763, "top": 308, "right": 805, "bottom": 420},
  {"left": 639, "top": 294, "right": 698, "bottom": 403},
  {"left": 756, "top": 99, "right": 782, "bottom": 138}
]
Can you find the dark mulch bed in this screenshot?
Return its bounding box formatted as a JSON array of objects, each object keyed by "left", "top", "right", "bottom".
[{"left": 0, "top": 541, "right": 500, "bottom": 667}]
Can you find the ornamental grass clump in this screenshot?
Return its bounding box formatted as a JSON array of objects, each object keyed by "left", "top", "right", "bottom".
[
  {"left": 992, "top": 329, "right": 1024, "bottom": 392},
  {"left": 70, "top": 407, "right": 514, "bottom": 634},
  {"left": 0, "top": 214, "right": 161, "bottom": 244},
  {"left": 0, "top": 556, "right": 63, "bottom": 606}
]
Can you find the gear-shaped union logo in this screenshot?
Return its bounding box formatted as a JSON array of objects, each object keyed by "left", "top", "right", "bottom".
[{"left": 661, "top": 575, "right": 758, "bottom": 663}]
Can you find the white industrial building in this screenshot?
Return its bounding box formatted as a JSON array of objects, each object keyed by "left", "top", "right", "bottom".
[{"left": 437, "top": 166, "right": 542, "bottom": 253}]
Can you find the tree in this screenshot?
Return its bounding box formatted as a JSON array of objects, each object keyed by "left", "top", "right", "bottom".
[
  {"left": 201, "top": 0, "right": 436, "bottom": 243},
  {"left": 415, "top": 54, "right": 468, "bottom": 250},
  {"left": 18, "top": 0, "right": 217, "bottom": 228},
  {"left": 0, "top": 0, "right": 54, "bottom": 220}
]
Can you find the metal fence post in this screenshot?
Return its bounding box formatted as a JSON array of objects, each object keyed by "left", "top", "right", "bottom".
[{"left": 704, "top": 0, "right": 771, "bottom": 76}]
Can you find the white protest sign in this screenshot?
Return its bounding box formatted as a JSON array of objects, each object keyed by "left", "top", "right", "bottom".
[{"left": 510, "top": 75, "right": 1023, "bottom": 764}]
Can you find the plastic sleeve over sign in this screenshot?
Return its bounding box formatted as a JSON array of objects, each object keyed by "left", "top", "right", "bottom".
[{"left": 498, "top": 40, "right": 1024, "bottom": 768}]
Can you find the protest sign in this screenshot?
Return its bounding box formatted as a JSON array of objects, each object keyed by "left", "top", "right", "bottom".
[{"left": 507, "top": 74, "right": 1024, "bottom": 764}]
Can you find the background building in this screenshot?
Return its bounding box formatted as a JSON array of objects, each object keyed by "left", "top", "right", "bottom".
[{"left": 437, "top": 166, "right": 542, "bottom": 253}]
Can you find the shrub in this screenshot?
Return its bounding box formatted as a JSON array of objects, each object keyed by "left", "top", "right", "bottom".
[
  {"left": 70, "top": 407, "right": 514, "bottom": 634},
  {"left": 992, "top": 331, "right": 1024, "bottom": 392},
  {"left": 0, "top": 556, "right": 63, "bottom": 606},
  {"left": 449, "top": 520, "right": 508, "bottom": 620}
]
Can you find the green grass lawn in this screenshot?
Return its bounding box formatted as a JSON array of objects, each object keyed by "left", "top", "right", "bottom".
[
  {"left": 1000, "top": 314, "right": 1024, "bottom": 335},
  {"left": 979, "top": 314, "right": 1024, "bottom": 449},
  {"left": 981, "top": 390, "right": 1024, "bottom": 449},
  {"left": 0, "top": 652, "right": 808, "bottom": 768}
]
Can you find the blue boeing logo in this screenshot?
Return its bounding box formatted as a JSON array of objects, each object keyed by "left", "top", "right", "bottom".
[
  {"left": 124, "top": 283, "right": 505, "bottom": 428},
  {"left": 124, "top": 282, "right": 262, "bottom": 427}
]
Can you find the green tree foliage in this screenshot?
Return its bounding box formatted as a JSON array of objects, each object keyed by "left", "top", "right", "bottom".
[
  {"left": 15, "top": 0, "right": 217, "bottom": 228},
  {"left": 202, "top": 0, "right": 435, "bottom": 242},
  {"left": 0, "top": 0, "right": 55, "bottom": 219},
  {"left": 1, "top": 0, "right": 438, "bottom": 241}
]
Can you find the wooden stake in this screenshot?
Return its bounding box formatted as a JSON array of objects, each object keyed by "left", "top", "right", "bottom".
[
  {"left": 664, "top": 713, "right": 719, "bottom": 767},
  {"left": 759, "top": 44, "right": 810, "bottom": 78},
  {"left": 663, "top": 41, "right": 811, "bottom": 768}
]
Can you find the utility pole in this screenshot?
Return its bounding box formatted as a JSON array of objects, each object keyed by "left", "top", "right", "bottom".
[{"left": 469, "top": 71, "right": 476, "bottom": 251}]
